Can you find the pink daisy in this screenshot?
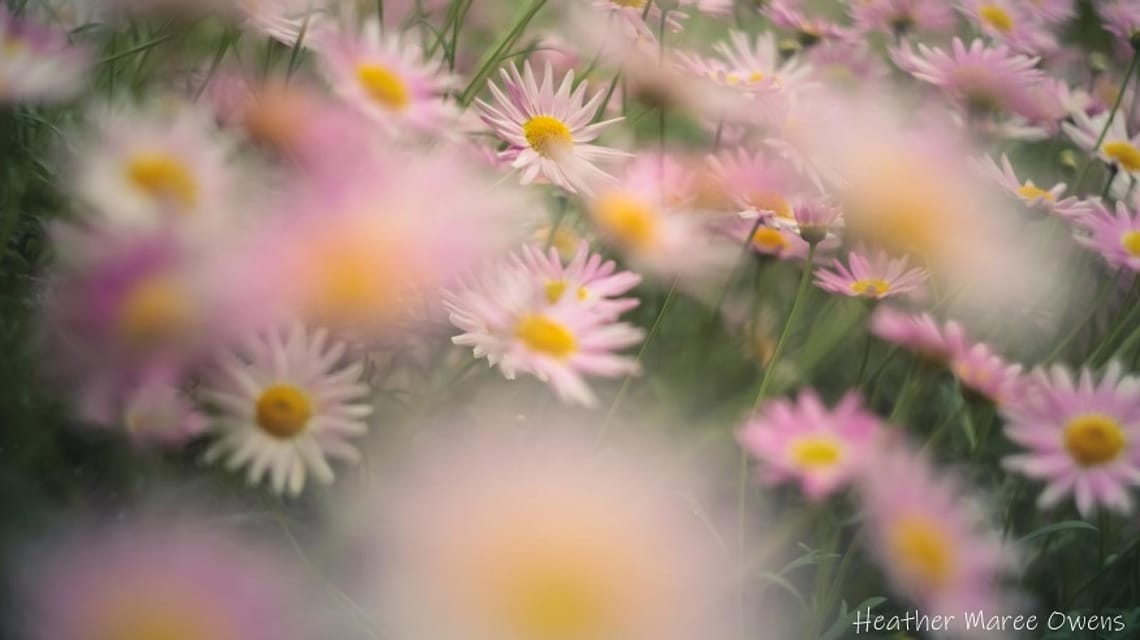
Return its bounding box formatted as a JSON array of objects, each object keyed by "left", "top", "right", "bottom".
[
  {"left": 1072, "top": 200, "right": 1140, "bottom": 272},
  {"left": 860, "top": 447, "right": 1018, "bottom": 618},
  {"left": 707, "top": 147, "right": 809, "bottom": 222},
  {"left": 849, "top": 0, "right": 957, "bottom": 35},
  {"left": 978, "top": 153, "right": 1081, "bottom": 216},
  {"left": 444, "top": 253, "right": 644, "bottom": 407},
  {"left": 724, "top": 218, "right": 816, "bottom": 261},
  {"left": 517, "top": 241, "right": 643, "bottom": 319},
  {"left": 958, "top": 0, "right": 1059, "bottom": 55},
  {"left": 814, "top": 250, "right": 928, "bottom": 300},
  {"left": 891, "top": 38, "right": 1043, "bottom": 115},
  {"left": 870, "top": 307, "right": 971, "bottom": 365},
  {"left": 1003, "top": 363, "right": 1140, "bottom": 516},
  {"left": 1064, "top": 110, "right": 1140, "bottom": 179},
  {"left": 792, "top": 198, "right": 843, "bottom": 244},
  {"left": 316, "top": 20, "right": 456, "bottom": 136},
  {"left": 765, "top": 0, "right": 849, "bottom": 46},
  {"left": 590, "top": 0, "right": 686, "bottom": 36},
  {"left": 1100, "top": 0, "right": 1140, "bottom": 52},
  {"left": 0, "top": 7, "right": 88, "bottom": 103},
  {"left": 952, "top": 342, "right": 1025, "bottom": 406},
  {"left": 121, "top": 380, "right": 207, "bottom": 448},
  {"left": 738, "top": 390, "right": 882, "bottom": 500},
  {"left": 706, "top": 30, "right": 813, "bottom": 94},
  {"left": 476, "top": 62, "right": 628, "bottom": 194}
]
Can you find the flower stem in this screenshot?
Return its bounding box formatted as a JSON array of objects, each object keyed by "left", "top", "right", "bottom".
[
  {"left": 753, "top": 245, "right": 816, "bottom": 410},
  {"left": 458, "top": 0, "right": 549, "bottom": 105},
  {"left": 1073, "top": 49, "right": 1140, "bottom": 194}
]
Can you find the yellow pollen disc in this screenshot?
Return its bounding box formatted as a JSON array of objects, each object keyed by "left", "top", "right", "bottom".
[
  {"left": 593, "top": 192, "right": 660, "bottom": 252},
  {"left": 1103, "top": 141, "right": 1140, "bottom": 173},
  {"left": 725, "top": 72, "right": 742, "bottom": 85},
  {"left": 889, "top": 515, "right": 955, "bottom": 590},
  {"left": 748, "top": 190, "right": 792, "bottom": 219},
  {"left": 255, "top": 384, "right": 313, "bottom": 439},
  {"left": 126, "top": 153, "right": 199, "bottom": 210},
  {"left": 118, "top": 275, "right": 193, "bottom": 350},
  {"left": 515, "top": 314, "right": 577, "bottom": 359},
  {"left": 979, "top": 4, "right": 1014, "bottom": 33},
  {"left": 751, "top": 227, "right": 789, "bottom": 252},
  {"left": 1121, "top": 230, "right": 1140, "bottom": 258},
  {"left": 790, "top": 436, "right": 843, "bottom": 469},
  {"left": 532, "top": 225, "right": 582, "bottom": 258},
  {"left": 1064, "top": 413, "right": 1125, "bottom": 467},
  {"left": 850, "top": 278, "right": 892, "bottom": 297},
  {"left": 357, "top": 63, "right": 411, "bottom": 110},
  {"left": 609, "top": 0, "right": 646, "bottom": 7},
  {"left": 748, "top": 71, "right": 766, "bottom": 83},
  {"left": 95, "top": 605, "right": 223, "bottom": 640},
  {"left": 1016, "top": 183, "right": 1055, "bottom": 202},
  {"left": 523, "top": 115, "right": 574, "bottom": 157},
  {"left": 544, "top": 280, "right": 588, "bottom": 304},
  {"left": 505, "top": 564, "right": 612, "bottom": 640}
]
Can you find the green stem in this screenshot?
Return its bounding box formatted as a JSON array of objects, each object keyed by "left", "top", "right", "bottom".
[
  {"left": 1073, "top": 49, "right": 1140, "bottom": 193},
  {"left": 1044, "top": 269, "right": 1121, "bottom": 364},
  {"left": 753, "top": 245, "right": 817, "bottom": 409},
  {"left": 887, "top": 359, "right": 922, "bottom": 423},
  {"left": 458, "top": 0, "right": 549, "bottom": 106},
  {"left": 1090, "top": 279, "right": 1140, "bottom": 366}
]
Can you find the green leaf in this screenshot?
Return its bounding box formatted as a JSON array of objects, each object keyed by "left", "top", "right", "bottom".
[
  {"left": 819, "top": 596, "right": 887, "bottom": 640},
  {"left": 754, "top": 572, "right": 809, "bottom": 612},
  {"left": 1017, "top": 520, "right": 1098, "bottom": 544}
]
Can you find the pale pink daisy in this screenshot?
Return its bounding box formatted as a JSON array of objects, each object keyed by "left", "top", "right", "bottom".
[
  {"left": 121, "top": 380, "right": 207, "bottom": 448},
  {"left": 792, "top": 198, "right": 844, "bottom": 244},
  {"left": 590, "top": 0, "right": 685, "bottom": 36},
  {"left": 707, "top": 147, "right": 810, "bottom": 222},
  {"left": 959, "top": 0, "right": 1059, "bottom": 55},
  {"left": 200, "top": 322, "right": 372, "bottom": 496},
  {"left": 1003, "top": 363, "right": 1140, "bottom": 516},
  {"left": 723, "top": 218, "right": 816, "bottom": 261},
  {"left": 815, "top": 250, "right": 929, "bottom": 300},
  {"left": 1064, "top": 110, "right": 1140, "bottom": 179},
  {"left": 803, "top": 38, "right": 891, "bottom": 89},
  {"left": 316, "top": 20, "right": 456, "bottom": 136},
  {"left": 891, "top": 38, "right": 1043, "bottom": 115},
  {"left": 444, "top": 255, "right": 644, "bottom": 407},
  {"left": 1100, "top": 0, "right": 1140, "bottom": 52},
  {"left": 870, "top": 306, "right": 971, "bottom": 365},
  {"left": 238, "top": 0, "right": 333, "bottom": 44},
  {"left": 705, "top": 30, "right": 813, "bottom": 94},
  {"left": 476, "top": 62, "right": 628, "bottom": 194},
  {"left": 1022, "top": 0, "right": 1075, "bottom": 24},
  {"left": 1072, "top": 200, "right": 1140, "bottom": 272},
  {"left": 738, "top": 390, "right": 882, "bottom": 500},
  {"left": 765, "top": 0, "right": 849, "bottom": 46},
  {"left": 860, "top": 447, "right": 1018, "bottom": 619},
  {"left": 952, "top": 342, "right": 1025, "bottom": 405},
  {"left": 978, "top": 153, "right": 1080, "bottom": 215},
  {"left": 517, "top": 241, "right": 643, "bottom": 319},
  {"left": 849, "top": 0, "right": 957, "bottom": 35},
  {"left": 0, "top": 7, "right": 88, "bottom": 103}
]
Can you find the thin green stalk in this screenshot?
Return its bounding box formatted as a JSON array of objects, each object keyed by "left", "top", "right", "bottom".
[
  {"left": 1073, "top": 49, "right": 1140, "bottom": 193},
  {"left": 458, "top": 0, "right": 549, "bottom": 105},
  {"left": 887, "top": 359, "right": 922, "bottom": 423},
  {"left": 1045, "top": 269, "right": 1121, "bottom": 364},
  {"left": 98, "top": 32, "right": 178, "bottom": 66},
  {"left": 1090, "top": 279, "right": 1140, "bottom": 366},
  {"left": 708, "top": 218, "right": 763, "bottom": 325},
  {"left": 753, "top": 244, "right": 817, "bottom": 409}
]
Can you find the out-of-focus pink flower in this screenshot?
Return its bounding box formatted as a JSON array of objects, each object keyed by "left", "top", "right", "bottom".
[
  {"left": 707, "top": 147, "right": 811, "bottom": 222},
  {"left": 952, "top": 342, "right": 1025, "bottom": 405},
  {"left": 891, "top": 38, "right": 1043, "bottom": 116},
  {"left": 977, "top": 153, "right": 1081, "bottom": 216},
  {"left": 1100, "top": 0, "right": 1140, "bottom": 52},
  {"left": 849, "top": 0, "right": 957, "bottom": 36},
  {"left": 802, "top": 38, "right": 891, "bottom": 89},
  {"left": 1064, "top": 110, "right": 1140, "bottom": 179},
  {"left": 765, "top": 0, "right": 849, "bottom": 45},
  {"left": 1072, "top": 200, "right": 1140, "bottom": 272},
  {"left": 0, "top": 6, "right": 88, "bottom": 103},
  {"left": 958, "top": 0, "right": 1059, "bottom": 56},
  {"left": 121, "top": 380, "right": 207, "bottom": 448},
  {"left": 684, "top": 31, "right": 813, "bottom": 96},
  {"left": 792, "top": 198, "right": 843, "bottom": 244},
  {"left": 476, "top": 62, "right": 629, "bottom": 194},
  {"left": 591, "top": 0, "right": 686, "bottom": 36},
  {"left": 739, "top": 390, "right": 882, "bottom": 500},
  {"left": 518, "top": 241, "right": 643, "bottom": 319},
  {"left": 859, "top": 447, "right": 1019, "bottom": 620},
  {"left": 1003, "top": 363, "right": 1140, "bottom": 517},
  {"left": 870, "top": 307, "right": 970, "bottom": 365},
  {"left": 815, "top": 250, "right": 928, "bottom": 300}
]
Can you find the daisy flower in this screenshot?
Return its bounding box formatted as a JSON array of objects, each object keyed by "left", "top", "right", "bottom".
[
  {"left": 725, "top": 219, "right": 816, "bottom": 261},
  {"left": 1003, "top": 363, "right": 1140, "bottom": 517},
  {"left": 1064, "top": 110, "right": 1140, "bottom": 179},
  {"left": 238, "top": 0, "right": 333, "bottom": 44},
  {"left": 815, "top": 250, "right": 928, "bottom": 300},
  {"left": 121, "top": 380, "right": 207, "bottom": 448},
  {"left": 860, "top": 447, "right": 1017, "bottom": 618},
  {"left": 849, "top": 0, "right": 957, "bottom": 36},
  {"left": 517, "top": 241, "right": 643, "bottom": 319},
  {"left": 765, "top": 0, "right": 848, "bottom": 46},
  {"left": 952, "top": 342, "right": 1025, "bottom": 406},
  {"left": 738, "top": 390, "right": 882, "bottom": 500},
  {"left": 707, "top": 147, "right": 809, "bottom": 222},
  {"left": 0, "top": 7, "right": 88, "bottom": 103},
  {"left": 590, "top": 0, "right": 685, "bottom": 37},
  {"left": 476, "top": 62, "right": 628, "bottom": 194},
  {"left": 316, "top": 20, "right": 456, "bottom": 136},
  {"left": 803, "top": 38, "right": 891, "bottom": 89},
  {"left": 1073, "top": 200, "right": 1140, "bottom": 272},
  {"left": 959, "top": 0, "right": 1058, "bottom": 55},
  {"left": 870, "top": 307, "right": 970, "bottom": 365},
  {"left": 706, "top": 30, "right": 813, "bottom": 94},
  {"left": 978, "top": 153, "right": 1079, "bottom": 215},
  {"left": 18, "top": 518, "right": 299, "bottom": 640},
  {"left": 444, "top": 255, "right": 644, "bottom": 407},
  {"left": 200, "top": 323, "right": 372, "bottom": 496},
  {"left": 1100, "top": 0, "right": 1140, "bottom": 52},
  {"left": 891, "top": 38, "right": 1043, "bottom": 115},
  {"left": 792, "top": 198, "right": 843, "bottom": 244}
]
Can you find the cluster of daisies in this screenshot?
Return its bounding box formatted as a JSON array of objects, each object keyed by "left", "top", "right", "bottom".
[{"left": 5, "top": 0, "right": 1140, "bottom": 637}]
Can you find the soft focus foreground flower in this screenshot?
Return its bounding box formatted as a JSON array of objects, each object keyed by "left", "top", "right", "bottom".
[
  {"left": 0, "top": 7, "right": 88, "bottom": 103},
  {"left": 476, "top": 62, "right": 628, "bottom": 194},
  {"left": 1064, "top": 110, "right": 1140, "bottom": 179},
  {"left": 978, "top": 153, "right": 1078, "bottom": 216},
  {"left": 1073, "top": 200, "right": 1140, "bottom": 272},
  {"left": 1003, "top": 363, "right": 1140, "bottom": 517},
  {"left": 952, "top": 342, "right": 1025, "bottom": 406},
  {"left": 121, "top": 380, "right": 206, "bottom": 448},
  {"left": 445, "top": 248, "right": 644, "bottom": 407},
  {"left": 739, "top": 390, "right": 881, "bottom": 500},
  {"left": 708, "top": 147, "right": 809, "bottom": 222},
  {"left": 200, "top": 323, "right": 371, "bottom": 495},
  {"left": 860, "top": 447, "right": 1019, "bottom": 620},
  {"left": 1100, "top": 0, "right": 1140, "bottom": 52},
  {"left": 519, "top": 242, "right": 643, "bottom": 319},
  {"left": 17, "top": 517, "right": 299, "bottom": 640},
  {"left": 849, "top": 0, "right": 956, "bottom": 36},
  {"left": 815, "top": 250, "right": 928, "bottom": 300},
  {"left": 316, "top": 20, "right": 457, "bottom": 136},
  {"left": 870, "top": 306, "right": 970, "bottom": 365},
  {"left": 892, "top": 38, "right": 1043, "bottom": 116},
  {"left": 369, "top": 427, "right": 733, "bottom": 640}
]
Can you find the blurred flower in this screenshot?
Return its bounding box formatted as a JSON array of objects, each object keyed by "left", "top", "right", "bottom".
[
  {"left": 792, "top": 198, "right": 842, "bottom": 244},
  {"left": 688, "top": 30, "right": 813, "bottom": 95},
  {"left": 518, "top": 241, "right": 643, "bottom": 319},
  {"left": 707, "top": 147, "right": 809, "bottom": 222},
  {"left": 958, "top": 0, "right": 1058, "bottom": 56},
  {"left": 952, "top": 342, "right": 1025, "bottom": 405},
  {"left": 815, "top": 250, "right": 928, "bottom": 300},
  {"left": 1004, "top": 363, "right": 1140, "bottom": 517},
  {"left": 1021, "top": 0, "right": 1075, "bottom": 24},
  {"left": 122, "top": 380, "right": 207, "bottom": 448},
  {"left": 891, "top": 38, "right": 1043, "bottom": 116},
  {"left": 0, "top": 7, "right": 88, "bottom": 103},
  {"left": 978, "top": 153, "right": 1079, "bottom": 216},
  {"left": 739, "top": 390, "right": 881, "bottom": 500},
  {"left": 849, "top": 0, "right": 956, "bottom": 36},
  {"left": 1100, "top": 0, "right": 1140, "bottom": 52},
  {"left": 444, "top": 250, "right": 644, "bottom": 407},
  {"left": 591, "top": 0, "right": 685, "bottom": 36},
  {"left": 765, "top": 0, "right": 848, "bottom": 46},
  {"left": 1072, "top": 200, "right": 1140, "bottom": 272},
  {"left": 724, "top": 218, "right": 819, "bottom": 261},
  {"left": 18, "top": 518, "right": 298, "bottom": 640},
  {"left": 239, "top": 0, "right": 334, "bottom": 44},
  {"left": 316, "top": 20, "right": 457, "bottom": 137},
  {"left": 1064, "top": 110, "right": 1140, "bottom": 180},
  {"left": 802, "top": 38, "right": 891, "bottom": 89},
  {"left": 870, "top": 307, "right": 970, "bottom": 365},
  {"left": 860, "top": 447, "right": 1018, "bottom": 619},
  {"left": 477, "top": 62, "right": 628, "bottom": 194},
  {"left": 200, "top": 323, "right": 372, "bottom": 496}
]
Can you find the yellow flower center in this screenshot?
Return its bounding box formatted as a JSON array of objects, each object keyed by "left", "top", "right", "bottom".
[
  {"left": 790, "top": 436, "right": 844, "bottom": 469},
  {"left": 592, "top": 192, "right": 660, "bottom": 252},
  {"left": 979, "top": 4, "right": 1014, "bottom": 33},
  {"left": 95, "top": 603, "right": 228, "bottom": 640},
  {"left": 357, "top": 63, "right": 410, "bottom": 110},
  {"left": 523, "top": 115, "right": 574, "bottom": 157},
  {"left": 544, "top": 280, "right": 589, "bottom": 304},
  {"left": 1016, "top": 183, "right": 1055, "bottom": 202},
  {"left": 533, "top": 225, "right": 581, "bottom": 257},
  {"left": 850, "top": 278, "right": 892, "bottom": 297},
  {"left": 751, "top": 226, "right": 789, "bottom": 252},
  {"left": 516, "top": 314, "right": 577, "bottom": 359},
  {"left": 1103, "top": 141, "right": 1140, "bottom": 173},
  {"left": 126, "top": 153, "right": 199, "bottom": 210},
  {"left": 1121, "top": 230, "right": 1140, "bottom": 257},
  {"left": 1064, "top": 413, "right": 1126, "bottom": 467},
  {"left": 609, "top": 0, "right": 646, "bottom": 7},
  {"left": 504, "top": 564, "right": 613, "bottom": 640},
  {"left": 255, "top": 384, "right": 313, "bottom": 439},
  {"left": 888, "top": 515, "right": 955, "bottom": 591},
  {"left": 747, "top": 190, "right": 792, "bottom": 220},
  {"left": 118, "top": 275, "right": 194, "bottom": 350}
]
